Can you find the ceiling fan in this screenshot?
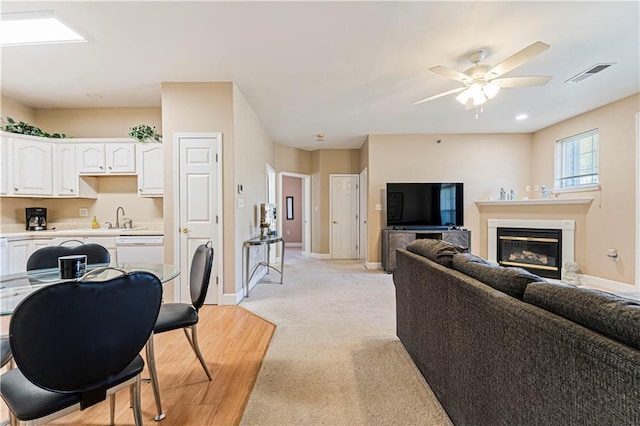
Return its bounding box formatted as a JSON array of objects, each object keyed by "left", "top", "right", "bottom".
[{"left": 413, "top": 41, "right": 552, "bottom": 109}]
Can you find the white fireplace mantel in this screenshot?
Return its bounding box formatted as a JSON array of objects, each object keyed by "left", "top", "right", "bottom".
[
  {"left": 488, "top": 219, "right": 575, "bottom": 279},
  {"left": 476, "top": 198, "right": 592, "bottom": 206}
]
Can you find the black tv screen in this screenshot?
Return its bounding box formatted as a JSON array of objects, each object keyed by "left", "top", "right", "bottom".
[{"left": 386, "top": 182, "right": 464, "bottom": 228}]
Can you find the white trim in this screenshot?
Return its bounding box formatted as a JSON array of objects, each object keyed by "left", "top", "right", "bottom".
[
  {"left": 636, "top": 112, "right": 640, "bottom": 291},
  {"left": 475, "top": 198, "right": 593, "bottom": 206},
  {"left": 580, "top": 274, "right": 637, "bottom": 294},
  {"left": 286, "top": 242, "right": 302, "bottom": 247},
  {"left": 278, "top": 171, "right": 311, "bottom": 256},
  {"left": 365, "top": 261, "right": 382, "bottom": 270},
  {"left": 551, "top": 184, "right": 600, "bottom": 194},
  {"left": 487, "top": 218, "right": 575, "bottom": 280},
  {"left": 310, "top": 252, "right": 331, "bottom": 260},
  {"left": 221, "top": 289, "right": 244, "bottom": 306}
]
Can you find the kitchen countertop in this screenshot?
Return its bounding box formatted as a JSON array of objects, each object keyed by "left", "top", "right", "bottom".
[{"left": 0, "top": 228, "right": 164, "bottom": 239}]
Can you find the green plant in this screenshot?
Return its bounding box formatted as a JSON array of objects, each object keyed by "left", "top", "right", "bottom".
[
  {"left": 128, "top": 124, "right": 162, "bottom": 143},
  {"left": 1, "top": 116, "right": 67, "bottom": 138}
]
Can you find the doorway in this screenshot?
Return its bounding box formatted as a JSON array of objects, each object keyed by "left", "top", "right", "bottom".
[
  {"left": 330, "top": 174, "right": 359, "bottom": 259},
  {"left": 174, "top": 133, "right": 222, "bottom": 304},
  {"left": 278, "top": 172, "right": 311, "bottom": 256}
]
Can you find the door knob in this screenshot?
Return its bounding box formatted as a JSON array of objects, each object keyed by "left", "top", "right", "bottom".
[
  {"left": 181, "top": 227, "right": 190, "bottom": 234},
  {"left": 332, "top": 221, "right": 339, "bottom": 224}
]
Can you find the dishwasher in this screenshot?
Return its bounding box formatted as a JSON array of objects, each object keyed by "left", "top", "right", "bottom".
[{"left": 115, "top": 235, "right": 164, "bottom": 263}]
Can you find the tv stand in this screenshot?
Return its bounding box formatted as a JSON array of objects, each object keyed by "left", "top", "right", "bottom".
[{"left": 382, "top": 228, "right": 471, "bottom": 273}]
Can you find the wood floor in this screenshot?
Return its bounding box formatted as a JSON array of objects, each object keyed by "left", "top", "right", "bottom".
[{"left": 0, "top": 306, "right": 276, "bottom": 426}]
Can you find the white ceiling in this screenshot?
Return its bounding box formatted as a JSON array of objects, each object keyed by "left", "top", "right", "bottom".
[{"left": 2, "top": 1, "right": 638, "bottom": 150}]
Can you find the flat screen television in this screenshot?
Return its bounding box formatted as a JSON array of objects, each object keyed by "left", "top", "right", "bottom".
[{"left": 386, "top": 182, "right": 464, "bottom": 228}]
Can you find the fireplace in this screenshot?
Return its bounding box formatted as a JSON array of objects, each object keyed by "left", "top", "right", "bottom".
[
  {"left": 487, "top": 219, "right": 575, "bottom": 281},
  {"left": 497, "top": 227, "right": 562, "bottom": 279}
]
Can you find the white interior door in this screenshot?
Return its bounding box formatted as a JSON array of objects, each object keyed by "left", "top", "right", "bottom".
[
  {"left": 330, "top": 174, "right": 358, "bottom": 259},
  {"left": 177, "top": 134, "right": 221, "bottom": 304}
]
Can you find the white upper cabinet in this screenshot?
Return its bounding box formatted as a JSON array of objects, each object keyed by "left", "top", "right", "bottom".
[
  {"left": 77, "top": 143, "right": 105, "bottom": 174},
  {"left": 0, "top": 136, "right": 10, "bottom": 195},
  {"left": 107, "top": 143, "right": 136, "bottom": 174},
  {"left": 55, "top": 143, "right": 78, "bottom": 196},
  {"left": 12, "top": 138, "right": 53, "bottom": 196},
  {"left": 136, "top": 143, "right": 163, "bottom": 197},
  {"left": 78, "top": 141, "right": 136, "bottom": 175}
]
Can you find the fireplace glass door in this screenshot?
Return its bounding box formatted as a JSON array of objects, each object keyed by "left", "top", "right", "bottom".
[{"left": 497, "top": 227, "right": 562, "bottom": 279}]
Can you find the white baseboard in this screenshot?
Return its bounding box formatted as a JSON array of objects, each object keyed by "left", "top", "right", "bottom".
[
  {"left": 310, "top": 252, "right": 331, "bottom": 259},
  {"left": 221, "top": 290, "right": 244, "bottom": 305},
  {"left": 286, "top": 242, "right": 302, "bottom": 247},
  {"left": 365, "top": 261, "right": 382, "bottom": 270},
  {"left": 579, "top": 274, "right": 639, "bottom": 292}
]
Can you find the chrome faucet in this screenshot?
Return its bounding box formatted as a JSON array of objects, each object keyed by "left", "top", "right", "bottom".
[{"left": 115, "top": 206, "right": 125, "bottom": 229}]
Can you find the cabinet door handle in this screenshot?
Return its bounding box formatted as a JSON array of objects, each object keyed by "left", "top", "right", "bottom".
[
  {"left": 70, "top": 189, "right": 74, "bottom": 192},
  {"left": 100, "top": 166, "right": 104, "bottom": 170},
  {"left": 108, "top": 166, "right": 112, "bottom": 170}
]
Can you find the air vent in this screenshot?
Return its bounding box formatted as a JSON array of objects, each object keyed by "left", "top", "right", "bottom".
[{"left": 565, "top": 63, "right": 615, "bottom": 83}]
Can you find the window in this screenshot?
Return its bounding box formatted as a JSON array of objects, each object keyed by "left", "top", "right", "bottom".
[{"left": 554, "top": 129, "right": 599, "bottom": 189}]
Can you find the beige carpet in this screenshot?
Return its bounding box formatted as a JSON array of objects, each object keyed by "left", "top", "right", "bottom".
[{"left": 239, "top": 251, "right": 452, "bottom": 426}]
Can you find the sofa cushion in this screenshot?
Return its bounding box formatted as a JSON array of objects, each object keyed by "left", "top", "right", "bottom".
[
  {"left": 405, "top": 239, "right": 468, "bottom": 268},
  {"left": 452, "top": 260, "right": 545, "bottom": 299},
  {"left": 524, "top": 282, "right": 640, "bottom": 351},
  {"left": 452, "top": 252, "right": 490, "bottom": 270}
]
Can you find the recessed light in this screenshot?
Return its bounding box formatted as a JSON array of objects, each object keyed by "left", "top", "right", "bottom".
[
  {"left": 516, "top": 114, "right": 528, "bottom": 121},
  {"left": 1, "top": 11, "right": 86, "bottom": 46}
]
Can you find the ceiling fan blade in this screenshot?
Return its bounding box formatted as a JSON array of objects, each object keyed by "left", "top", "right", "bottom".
[
  {"left": 429, "top": 66, "right": 470, "bottom": 83},
  {"left": 493, "top": 76, "right": 552, "bottom": 87},
  {"left": 413, "top": 87, "right": 465, "bottom": 105},
  {"left": 487, "top": 41, "right": 550, "bottom": 78}
]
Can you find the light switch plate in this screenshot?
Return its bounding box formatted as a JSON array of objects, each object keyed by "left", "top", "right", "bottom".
[{"left": 79, "top": 208, "right": 88, "bottom": 217}]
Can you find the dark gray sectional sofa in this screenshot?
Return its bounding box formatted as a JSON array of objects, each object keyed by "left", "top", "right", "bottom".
[{"left": 393, "top": 239, "right": 640, "bottom": 426}]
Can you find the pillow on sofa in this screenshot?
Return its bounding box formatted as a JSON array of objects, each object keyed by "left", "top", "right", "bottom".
[
  {"left": 452, "top": 260, "right": 545, "bottom": 299},
  {"left": 524, "top": 282, "right": 640, "bottom": 351},
  {"left": 405, "top": 239, "right": 468, "bottom": 268}
]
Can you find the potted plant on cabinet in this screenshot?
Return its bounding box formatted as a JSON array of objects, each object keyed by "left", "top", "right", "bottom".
[{"left": 128, "top": 124, "right": 162, "bottom": 143}]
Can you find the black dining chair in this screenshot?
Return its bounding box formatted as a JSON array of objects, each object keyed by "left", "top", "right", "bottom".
[
  {"left": 145, "top": 242, "right": 214, "bottom": 421},
  {"left": 0, "top": 269, "right": 163, "bottom": 426},
  {"left": 26, "top": 242, "right": 110, "bottom": 271}
]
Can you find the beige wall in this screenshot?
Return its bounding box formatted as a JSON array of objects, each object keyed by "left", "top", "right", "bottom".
[
  {"left": 274, "top": 143, "right": 312, "bottom": 175},
  {"left": 232, "top": 83, "right": 275, "bottom": 291},
  {"left": 366, "top": 134, "right": 533, "bottom": 262},
  {"left": 310, "top": 149, "right": 361, "bottom": 255},
  {"left": 1, "top": 96, "right": 36, "bottom": 124},
  {"left": 282, "top": 175, "right": 303, "bottom": 243},
  {"left": 161, "top": 82, "right": 235, "bottom": 299},
  {"left": 528, "top": 94, "right": 639, "bottom": 284},
  {"left": 35, "top": 107, "right": 161, "bottom": 138}
]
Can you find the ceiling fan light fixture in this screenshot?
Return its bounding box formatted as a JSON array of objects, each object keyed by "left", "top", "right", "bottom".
[
  {"left": 455, "top": 90, "right": 471, "bottom": 105},
  {"left": 484, "top": 82, "right": 500, "bottom": 99}
]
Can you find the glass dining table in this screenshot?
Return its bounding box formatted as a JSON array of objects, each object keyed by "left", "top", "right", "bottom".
[{"left": 0, "top": 263, "right": 180, "bottom": 316}]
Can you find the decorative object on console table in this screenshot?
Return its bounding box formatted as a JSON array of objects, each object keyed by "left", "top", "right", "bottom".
[
  {"left": 128, "top": 124, "right": 162, "bottom": 143},
  {"left": 259, "top": 203, "right": 276, "bottom": 238}
]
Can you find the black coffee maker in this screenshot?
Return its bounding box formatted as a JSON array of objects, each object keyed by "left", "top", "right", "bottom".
[{"left": 26, "top": 207, "right": 47, "bottom": 231}]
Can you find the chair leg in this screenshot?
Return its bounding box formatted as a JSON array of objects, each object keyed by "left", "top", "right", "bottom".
[
  {"left": 188, "top": 325, "right": 212, "bottom": 381},
  {"left": 145, "top": 335, "right": 166, "bottom": 421},
  {"left": 109, "top": 393, "right": 116, "bottom": 426},
  {"left": 131, "top": 376, "right": 144, "bottom": 426},
  {"left": 182, "top": 327, "right": 196, "bottom": 352}
]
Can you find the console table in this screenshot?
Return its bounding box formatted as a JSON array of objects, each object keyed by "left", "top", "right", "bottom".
[
  {"left": 242, "top": 235, "right": 285, "bottom": 297},
  {"left": 382, "top": 228, "right": 471, "bottom": 273}
]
